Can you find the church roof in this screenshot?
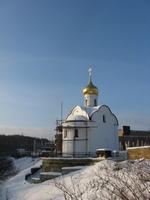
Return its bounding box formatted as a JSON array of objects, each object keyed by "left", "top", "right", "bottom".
[
  {"left": 65, "top": 105, "right": 89, "bottom": 122},
  {"left": 80, "top": 106, "right": 100, "bottom": 117},
  {"left": 65, "top": 105, "right": 118, "bottom": 125},
  {"left": 67, "top": 114, "right": 88, "bottom": 121}
]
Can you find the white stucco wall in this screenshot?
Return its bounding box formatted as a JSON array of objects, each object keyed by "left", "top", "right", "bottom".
[
  {"left": 84, "top": 94, "right": 98, "bottom": 107},
  {"left": 62, "top": 120, "right": 90, "bottom": 157},
  {"left": 89, "top": 105, "right": 119, "bottom": 155},
  {"left": 62, "top": 128, "right": 74, "bottom": 156}
]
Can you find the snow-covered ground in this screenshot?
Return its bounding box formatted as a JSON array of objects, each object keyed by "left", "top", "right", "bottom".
[
  {"left": 12, "top": 157, "right": 41, "bottom": 172},
  {"left": 0, "top": 157, "right": 41, "bottom": 200},
  {"left": 1, "top": 157, "right": 61, "bottom": 200},
  {"left": 1, "top": 157, "right": 150, "bottom": 200}
]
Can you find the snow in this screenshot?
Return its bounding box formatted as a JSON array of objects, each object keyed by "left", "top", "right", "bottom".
[
  {"left": 0, "top": 159, "right": 112, "bottom": 200},
  {"left": 1, "top": 157, "right": 105, "bottom": 200},
  {"left": 127, "top": 145, "right": 150, "bottom": 150},
  {"left": 81, "top": 105, "right": 100, "bottom": 116},
  {"left": 1, "top": 157, "right": 42, "bottom": 200},
  {"left": 62, "top": 166, "right": 85, "bottom": 170},
  {"left": 67, "top": 115, "right": 88, "bottom": 121},
  {"left": 2, "top": 157, "right": 150, "bottom": 200},
  {"left": 40, "top": 172, "right": 61, "bottom": 176},
  {"left": 31, "top": 177, "right": 40, "bottom": 181},
  {"left": 96, "top": 148, "right": 112, "bottom": 151},
  {"left": 12, "top": 157, "right": 41, "bottom": 172},
  {"left": 42, "top": 157, "right": 102, "bottom": 160},
  {"left": 65, "top": 105, "right": 101, "bottom": 122}
]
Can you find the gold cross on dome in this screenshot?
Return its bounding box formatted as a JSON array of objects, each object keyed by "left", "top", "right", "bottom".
[{"left": 88, "top": 65, "right": 92, "bottom": 80}]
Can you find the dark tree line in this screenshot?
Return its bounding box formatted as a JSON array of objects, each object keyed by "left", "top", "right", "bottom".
[{"left": 0, "top": 135, "right": 49, "bottom": 156}]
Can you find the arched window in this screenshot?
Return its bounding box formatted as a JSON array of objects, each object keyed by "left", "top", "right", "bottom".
[
  {"left": 64, "top": 130, "right": 67, "bottom": 138},
  {"left": 74, "top": 129, "right": 78, "bottom": 137},
  {"left": 94, "top": 99, "right": 97, "bottom": 106},
  {"left": 103, "top": 115, "right": 106, "bottom": 123}
]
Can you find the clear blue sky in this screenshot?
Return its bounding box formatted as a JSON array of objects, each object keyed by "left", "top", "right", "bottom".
[{"left": 0, "top": 0, "right": 150, "bottom": 138}]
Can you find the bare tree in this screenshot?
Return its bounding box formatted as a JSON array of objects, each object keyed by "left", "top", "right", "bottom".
[{"left": 55, "top": 160, "right": 150, "bottom": 200}]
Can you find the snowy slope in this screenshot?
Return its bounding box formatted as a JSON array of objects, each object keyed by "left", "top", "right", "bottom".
[
  {"left": 2, "top": 158, "right": 150, "bottom": 200},
  {"left": 2, "top": 158, "right": 111, "bottom": 200},
  {"left": 12, "top": 157, "right": 41, "bottom": 172},
  {"left": 1, "top": 157, "right": 41, "bottom": 200},
  {"left": 5, "top": 158, "right": 61, "bottom": 200}
]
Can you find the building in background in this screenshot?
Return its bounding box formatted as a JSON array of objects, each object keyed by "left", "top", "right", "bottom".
[
  {"left": 119, "top": 126, "right": 150, "bottom": 150},
  {"left": 31, "top": 139, "right": 55, "bottom": 157}
]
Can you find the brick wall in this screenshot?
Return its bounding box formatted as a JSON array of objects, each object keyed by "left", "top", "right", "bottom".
[{"left": 127, "top": 146, "right": 150, "bottom": 160}]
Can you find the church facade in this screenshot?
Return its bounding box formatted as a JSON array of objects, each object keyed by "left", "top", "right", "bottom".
[{"left": 61, "top": 69, "right": 119, "bottom": 157}]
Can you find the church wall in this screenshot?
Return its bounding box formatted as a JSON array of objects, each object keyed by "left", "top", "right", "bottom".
[
  {"left": 74, "top": 128, "right": 88, "bottom": 156},
  {"left": 90, "top": 106, "right": 119, "bottom": 155},
  {"left": 62, "top": 123, "right": 88, "bottom": 157},
  {"left": 62, "top": 129, "right": 74, "bottom": 156}
]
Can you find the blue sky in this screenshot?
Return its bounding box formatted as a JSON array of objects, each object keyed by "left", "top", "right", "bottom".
[{"left": 0, "top": 0, "right": 150, "bottom": 138}]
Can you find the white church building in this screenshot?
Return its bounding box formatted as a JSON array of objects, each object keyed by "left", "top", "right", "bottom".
[{"left": 62, "top": 68, "right": 119, "bottom": 157}]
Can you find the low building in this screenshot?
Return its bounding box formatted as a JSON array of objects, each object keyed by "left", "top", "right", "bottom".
[{"left": 119, "top": 126, "right": 150, "bottom": 150}]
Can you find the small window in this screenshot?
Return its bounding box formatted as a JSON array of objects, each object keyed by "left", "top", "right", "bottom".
[
  {"left": 64, "top": 130, "right": 67, "bottom": 138},
  {"left": 94, "top": 99, "right": 97, "bottom": 106},
  {"left": 74, "top": 129, "right": 78, "bottom": 137},
  {"left": 103, "top": 115, "right": 106, "bottom": 123}
]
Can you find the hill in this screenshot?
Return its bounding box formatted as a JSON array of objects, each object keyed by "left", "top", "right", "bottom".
[{"left": 0, "top": 135, "right": 49, "bottom": 156}]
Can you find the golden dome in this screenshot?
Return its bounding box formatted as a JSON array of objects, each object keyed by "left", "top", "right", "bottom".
[{"left": 83, "top": 79, "right": 98, "bottom": 96}]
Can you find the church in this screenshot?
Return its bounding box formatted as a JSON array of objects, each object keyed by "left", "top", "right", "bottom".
[{"left": 59, "top": 68, "right": 119, "bottom": 157}]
